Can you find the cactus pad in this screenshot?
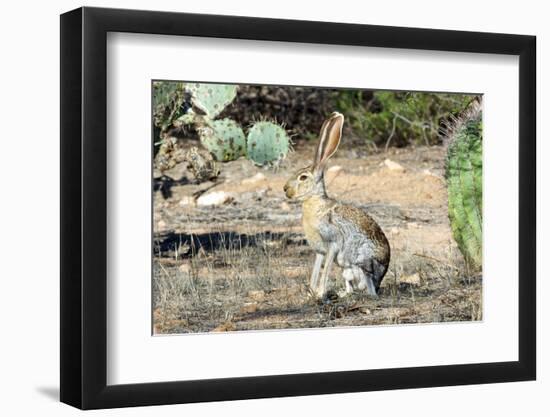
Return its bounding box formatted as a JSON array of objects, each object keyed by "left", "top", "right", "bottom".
[
  {"left": 189, "top": 83, "right": 237, "bottom": 118},
  {"left": 246, "top": 121, "right": 290, "bottom": 165},
  {"left": 199, "top": 118, "right": 246, "bottom": 162},
  {"left": 445, "top": 110, "right": 482, "bottom": 271}
]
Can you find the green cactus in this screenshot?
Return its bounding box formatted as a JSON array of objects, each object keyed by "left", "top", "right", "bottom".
[
  {"left": 246, "top": 121, "right": 291, "bottom": 166},
  {"left": 445, "top": 109, "right": 482, "bottom": 271},
  {"left": 155, "top": 82, "right": 291, "bottom": 165},
  {"left": 199, "top": 118, "right": 247, "bottom": 162},
  {"left": 187, "top": 83, "right": 291, "bottom": 164},
  {"left": 188, "top": 83, "right": 237, "bottom": 118}
]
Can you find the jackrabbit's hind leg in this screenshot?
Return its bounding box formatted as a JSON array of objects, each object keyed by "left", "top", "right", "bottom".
[
  {"left": 354, "top": 266, "right": 378, "bottom": 297},
  {"left": 338, "top": 268, "right": 355, "bottom": 298},
  {"left": 372, "top": 259, "right": 388, "bottom": 293}
]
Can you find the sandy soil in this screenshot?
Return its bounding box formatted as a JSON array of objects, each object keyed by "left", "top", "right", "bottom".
[{"left": 153, "top": 140, "right": 482, "bottom": 334}]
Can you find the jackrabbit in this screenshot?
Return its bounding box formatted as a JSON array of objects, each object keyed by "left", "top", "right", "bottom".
[{"left": 283, "top": 112, "right": 390, "bottom": 298}]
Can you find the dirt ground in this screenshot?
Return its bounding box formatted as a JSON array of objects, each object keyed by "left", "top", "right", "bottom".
[{"left": 153, "top": 139, "right": 482, "bottom": 334}]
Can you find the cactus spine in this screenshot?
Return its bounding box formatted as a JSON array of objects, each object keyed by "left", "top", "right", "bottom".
[{"left": 445, "top": 102, "right": 482, "bottom": 271}]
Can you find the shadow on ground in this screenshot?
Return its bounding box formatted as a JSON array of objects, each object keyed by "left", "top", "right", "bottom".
[{"left": 154, "top": 230, "right": 307, "bottom": 258}]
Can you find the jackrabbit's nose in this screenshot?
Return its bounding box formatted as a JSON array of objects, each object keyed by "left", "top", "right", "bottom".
[{"left": 283, "top": 184, "right": 289, "bottom": 192}]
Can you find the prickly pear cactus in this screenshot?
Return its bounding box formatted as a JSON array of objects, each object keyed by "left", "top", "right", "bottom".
[
  {"left": 246, "top": 121, "right": 291, "bottom": 166},
  {"left": 188, "top": 83, "right": 238, "bottom": 118},
  {"left": 199, "top": 118, "right": 247, "bottom": 162},
  {"left": 445, "top": 107, "right": 482, "bottom": 271},
  {"left": 155, "top": 82, "right": 291, "bottom": 166}
]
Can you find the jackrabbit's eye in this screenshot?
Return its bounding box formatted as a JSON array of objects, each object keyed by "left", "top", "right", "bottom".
[{"left": 298, "top": 174, "right": 308, "bottom": 181}]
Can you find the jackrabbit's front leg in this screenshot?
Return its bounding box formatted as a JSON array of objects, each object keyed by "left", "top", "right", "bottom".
[
  {"left": 310, "top": 253, "right": 324, "bottom": 292},
  {"left": 316, "top": 245, "right": 337, "bottom": 298}
]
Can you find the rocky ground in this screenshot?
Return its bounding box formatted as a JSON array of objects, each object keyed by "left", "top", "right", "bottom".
[{"left": 153, "top": 140, "right": 482, "bottom": 334}]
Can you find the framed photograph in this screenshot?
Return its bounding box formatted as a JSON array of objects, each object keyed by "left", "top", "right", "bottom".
[{"left": 60, "top": 6, "right": 536, "bottom": 409}]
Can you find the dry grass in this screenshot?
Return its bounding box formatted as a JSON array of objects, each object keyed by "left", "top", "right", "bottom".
[
  {"left": 152, "top": 144, "right": 482, "bottom": 334},
  {"left": 153, "top": 227, "right": 482, "bottom": 334}
]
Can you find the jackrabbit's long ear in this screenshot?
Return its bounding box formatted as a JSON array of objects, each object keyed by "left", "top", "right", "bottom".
[{"left": 314, "top": 112, "right": 344, "bottom": 169}]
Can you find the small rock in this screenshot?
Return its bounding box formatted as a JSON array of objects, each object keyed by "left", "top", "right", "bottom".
[
  {"left": 255, "top": 187, "right": 270, "bottom": 199},
  {"left": 390, "top": 227, "right": 400, "bottom": 234},
  {"left": 241, "top": 172, "right": 267, "bottom": 186},
  {"left": 211, "top": 322, "right": 236, "bottom": 332},
  {"left": 280, "top": 201, "right": 291, "bottom": 211},
  {"left": 178, "top": 263, "right": 191, "bottom": 274},
  {"left": 326, "top": 165, "right": 343, "bottom": 181},
  {"left": 197, "top": 191, "right": 233, "bottom": 206},
  {"left": 327, "top": 165, "right": 343, "bottom": 173},
  {"left": 400, "top": 272, "right": 421, "bottom": 285},
  {"left": 384, "top": 159, "right": 406, "bottom": 172},
  {"left": 157, "top": 220, "right": 167, "bottom": 231},
  {"left": 247, "top": 290, "right": 266, "bottom": 301},
  {"left": 407, "top": 222, "right": 420, "bottom": 229},
  {"left": 422, "top": 169, "right": 443, "bottom": 182},
  {"left": 239, "top": 302, "right": 258, "bottom": 314},
  {"left": 179, "top": 196, "right": 196, "bottom": 207}
]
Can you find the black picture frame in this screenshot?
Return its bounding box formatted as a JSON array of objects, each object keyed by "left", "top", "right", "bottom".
[{"left": 60, "top": 6, "right": 536, "bottom": 410}]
